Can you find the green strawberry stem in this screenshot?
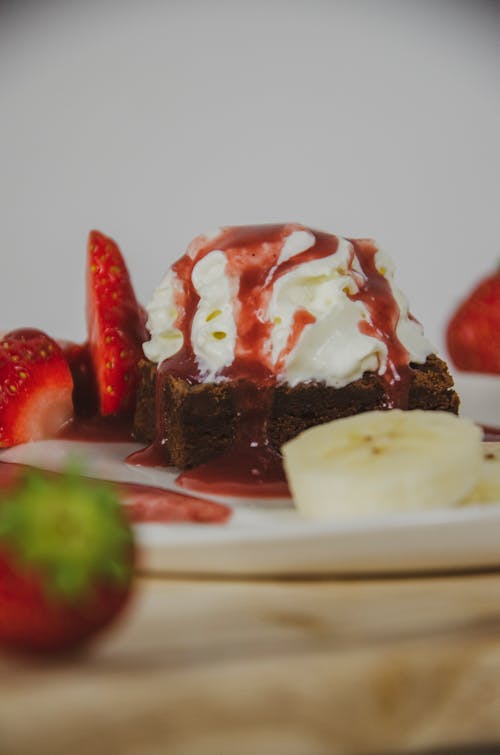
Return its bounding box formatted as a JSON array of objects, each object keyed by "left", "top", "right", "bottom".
[{"left": 0, "top": 468, "right": 133, "bottom": 603}]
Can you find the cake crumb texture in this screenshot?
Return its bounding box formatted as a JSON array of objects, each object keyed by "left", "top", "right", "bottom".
[{"left": 133, "top": 355, "right": 460, "bottom": 469}]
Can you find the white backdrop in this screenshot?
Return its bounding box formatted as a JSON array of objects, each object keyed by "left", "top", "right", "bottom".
[{"left": 1, "top": 0, "right": 499, "bottom": 352}]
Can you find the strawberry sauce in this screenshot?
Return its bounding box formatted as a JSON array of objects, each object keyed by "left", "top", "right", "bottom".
[
  {"left": 176, "top": 382, "right": 290, "bottom": 498},
  {"left": 118, "top": 482, "right": 230, "bottom": 524},
  {"left": 481, "top": 425, "right": 500, "bottom": 442},
  {"left": 130, "top": 224, "right": 413, "bottom": 495},
  {"left": 350, "top": 239, "right": 411, "bottom": 409},
  {"left": 0, "top": 461, "right": 230, "bottom": 525},
  {"left": 58, "top": 415, "right": 134, "bottom": 443}
]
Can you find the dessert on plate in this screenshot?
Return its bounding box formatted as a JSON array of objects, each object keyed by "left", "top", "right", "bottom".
[{"left": 132, "top": 223, "right": 459, "bottom": 493}]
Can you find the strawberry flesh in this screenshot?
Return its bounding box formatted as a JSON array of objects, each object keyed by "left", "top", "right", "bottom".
[
  {"left": 87, "top": 230, "right": 147, "bottom": 416},
  {"left": 446, "top": 271, "right": 500, "bottom": 374},
  {"left": 0, "top": 329, "right": 74, "bottom": 447}
]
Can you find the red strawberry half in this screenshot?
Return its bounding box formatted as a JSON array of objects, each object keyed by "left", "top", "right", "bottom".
[
  {"left": 0, "top": 329, "right": 74, "bottom": 448},
  {"left": 87, "top": 230, "right": 147, "bottom": 416},
  {"left": 0, "top": 468, "right": 134, "bottom": 654},
  {"left": 446, "top": 268, "right": 500, "bottom": 374}
]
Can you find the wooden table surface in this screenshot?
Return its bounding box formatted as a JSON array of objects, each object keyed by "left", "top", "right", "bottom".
[{"left": 2, "top": 569, "right": 500, "bottom": 755}]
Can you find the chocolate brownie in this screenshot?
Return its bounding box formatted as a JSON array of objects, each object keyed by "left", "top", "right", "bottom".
[{"left": 133, "top": 354, "right": 460, "bottom": 469}]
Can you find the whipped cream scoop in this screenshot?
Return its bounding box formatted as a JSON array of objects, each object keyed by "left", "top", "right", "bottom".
[{"left": 143, "top": 224, "right": 433, "bottom": 391}]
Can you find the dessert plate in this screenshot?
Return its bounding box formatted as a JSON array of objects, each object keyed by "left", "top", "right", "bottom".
[{"left": 1, "top": 372, "right": 500, "bottom": 577}]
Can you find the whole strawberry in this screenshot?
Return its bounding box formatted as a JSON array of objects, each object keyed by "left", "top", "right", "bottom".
[
  {"left": 0, "top": 329, "right": 74, "bottom": 447},
  {"left": 0, "top": 469, "right": 134, "bottom": 654},
  {"left": 87, "top": 230, "right": 147, "bottom": 416},
  {"left": 446, "top": 268, "right": 500, "bottom": 374}
]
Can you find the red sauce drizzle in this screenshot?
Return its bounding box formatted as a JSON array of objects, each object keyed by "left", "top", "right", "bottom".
[
  {"left": 57, "top": 414, "right": 134, "bottom": 443},
  {"left": 132, "top": 225, "right": 413, "bottom": 495},
  {"left": 482, "top": 425, "right": 500, "bottom": 442},
  {"left": 349, "top": 239, "right": 411, "bottom": 409},
  {"left": 118, "top": 482, "right": 231, "bottom": 524},
  {"left": 0, "top": 461, "right": 230, "bottom": 525},
  {"left": 177, "top": 382, "right": 290, "bottom": 498},
  {"left": 126, "top": 437, "right": 169, "bottom": 467},
  {"left": 274, "top": 309, "right": 316, "bottom": 375}
]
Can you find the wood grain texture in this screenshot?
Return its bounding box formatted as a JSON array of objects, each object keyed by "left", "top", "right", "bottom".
[{"left": 2, "top": 572, "right": 500, "bottom": 755}]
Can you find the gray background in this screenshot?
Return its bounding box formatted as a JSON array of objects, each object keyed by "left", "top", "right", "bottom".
[{"left": 1, "top": 0, "right": 499, "bottom": 352}]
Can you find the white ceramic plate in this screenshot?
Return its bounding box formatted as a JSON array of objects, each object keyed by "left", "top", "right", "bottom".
[{"left": 1, "top": 372, "right": 499, "bottom": 576}]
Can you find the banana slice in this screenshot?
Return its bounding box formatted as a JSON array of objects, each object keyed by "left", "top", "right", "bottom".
[
  {"left": 282, "top": 410, "right": 483, "bottom": 520},
  {"left": 460, "top": 442, "right": 500, "bottom": 506}
]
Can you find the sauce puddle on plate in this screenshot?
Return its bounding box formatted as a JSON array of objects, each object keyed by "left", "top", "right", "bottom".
[
  {"left": 482, "top": 425, "right": 500, "bottom": 442},
  {"left": 0, "top": 461, "right": 231, "bottom": 525}
]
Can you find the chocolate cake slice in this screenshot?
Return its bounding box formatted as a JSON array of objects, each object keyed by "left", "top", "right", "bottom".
[
  {"left": 133, "top": 224, "right": 460, "bottom": 476},
  {"left": 133, "top": 354, "right": 459, "bottom": 469}
]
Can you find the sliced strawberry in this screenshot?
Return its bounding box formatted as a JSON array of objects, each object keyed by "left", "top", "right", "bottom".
[
  {"left": 0, "top": 468, "right": 134, "bottom": 654},
  {"left": 59, "top": 341, "right": 98, "bottom": 418},
  {"left": 0, "top": 329, "right": 74, "bottom": 448},
  {"left": 87, "top": 231, "right": 147, "bottom": 416}
]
